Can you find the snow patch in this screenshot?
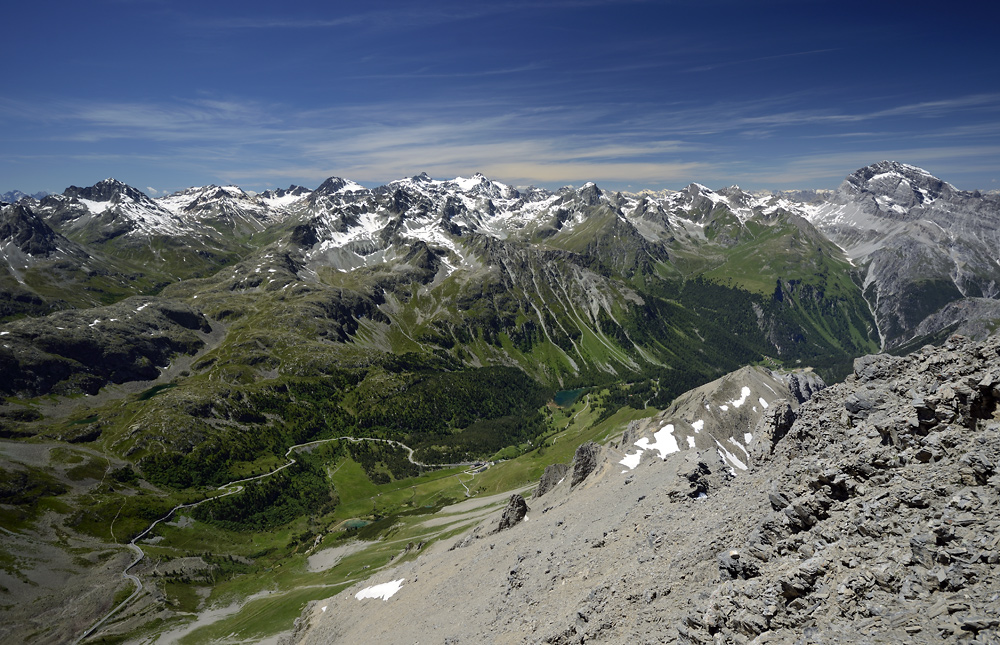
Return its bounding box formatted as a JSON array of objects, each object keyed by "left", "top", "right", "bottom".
[
  {"left": 729, "top": 386, "right": 751, "bottom": 408},
  {"left": 692, "top": 419, "right": 704, "bottom": 432},
  {"left": 744, "top": 432, "right": 753, "bottom": 444},
  {"left": 77, "top": 198, "right": 109, "bottom": 214},
  {"left": 717, "top": 450, "right": 737, "bottom": 477},
  {"left": 758, "top": 397, "right": 769, "bottom": 409},
  {"left": 619, "top": 451, "right": 643, "bottom": 470},
  {"left": 355, "top": 579, "right": 405, "bottom": 601},
  {"left": 729, "top": 437, "right": 750, "bottom": 460},
  {"left": 620, "top": 424, "right": 684, "bottom": 471},
  {"left": 686, "top": 436, "right": 696, "bottom": 449},
  {"left": 715, "top": 439, "right": 747, "bottom": 471},
  {"left": 635, "top": 424, "right": 681, "bottom": 459},
  {"left": 453, "top": 176, "right": 485, "bottom": 191}
]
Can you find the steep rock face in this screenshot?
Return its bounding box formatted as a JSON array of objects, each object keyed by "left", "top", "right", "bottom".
[
  {"left": 0, "top": 204, "right": 60, "bottom": 256},
  {"left": 910, "top": 298, "right": 1000, "bottom": 345},
  {"left": 288, "top": 336, "right": 1000, "bottom": 645},
  {"left": 840, "top": 160, "right": 954, "bottom": 215},
  {"left": 784, "top": 370, "right": 825, "bottom": 404},
  {"left": 0, "top": 202, "right": 138, "bottom": 318}
]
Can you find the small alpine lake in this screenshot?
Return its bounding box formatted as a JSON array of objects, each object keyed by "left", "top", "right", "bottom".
[{"left": 553, "top": 388, "right": 585, "bottom": 407}]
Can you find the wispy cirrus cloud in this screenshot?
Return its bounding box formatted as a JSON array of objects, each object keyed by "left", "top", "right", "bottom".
[
  {"left": 725, "top": 145, "right": 1000, "bottom": 187},
  {"left": 5, "top": 87, "right": 999, "bottom": 190},
  {"left": 202, "top": 0, "right": 656, "bottom": 32},
  {"left": 346, "top": 63, "right": 548, "bottom": 80},
  {"left": 711, "top": 93, "right": 1000, "bottom": 131},
  {"left": 684, "top": 48, "right": 839, "bottom": 73}
]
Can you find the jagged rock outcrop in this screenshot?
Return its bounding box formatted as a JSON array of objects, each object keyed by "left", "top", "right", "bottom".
[
  {"left": 535, "top": 463, "right": 569, "bottom": 498},
  {"left": 570, "top": 442, "right": 601, "bottom": 487},
  {"left": 664, "top": 451, "right": 719, "bottom": 500},
  {"left": 783, "top": 370, "right": 825, "bottom": 404},
  {"left": 681, "top": 335, "right": 1000, "bottom": 644},
  {"left": 496, "top": 494, "right": 529, "bottom": 532}
]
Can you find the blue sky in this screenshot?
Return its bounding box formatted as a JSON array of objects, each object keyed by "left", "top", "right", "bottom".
[{"left": 2, "top": 0, "right": 998, "bottom": 195}]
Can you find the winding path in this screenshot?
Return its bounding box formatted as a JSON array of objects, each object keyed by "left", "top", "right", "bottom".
[{"left": 74, "top": 436, "right": 475, "bottom": 643}]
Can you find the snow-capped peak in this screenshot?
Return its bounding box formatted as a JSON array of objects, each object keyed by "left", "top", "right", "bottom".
[{"left": 313, "top": 177, "right": 366, "bottom": 196}]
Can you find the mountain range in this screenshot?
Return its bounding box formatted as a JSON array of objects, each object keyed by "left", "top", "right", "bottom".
[{"left": 1, "top": 161, "right": 999, "bottom": 644}]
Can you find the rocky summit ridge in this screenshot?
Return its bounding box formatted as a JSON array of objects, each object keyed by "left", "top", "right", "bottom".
[{"left": 289, "top": 335, "right": 1000, "bottom": 644}]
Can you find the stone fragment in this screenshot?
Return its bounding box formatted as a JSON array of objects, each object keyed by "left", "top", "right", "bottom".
[{"left": 909, "top": 534, "right": 937, "bottom": 568}]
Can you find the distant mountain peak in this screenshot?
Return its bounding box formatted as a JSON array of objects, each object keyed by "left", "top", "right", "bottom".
[
  {"left": 261, "top": 185, "right": 310, "bottom": 198},
  {"left": 63, "top": 177, "right": 150, "bottom": 205},
  {"left": 314, "top": 177, "right": 365, "bottom": 196},
  {"left": 576, "top": 181, "right": 602, "bottom": 205},
  {"left": 1, "top": 189, "right": 49, "bottom": 204},
  {"left": 846, "top": 160, "right": 949, "bottom": 190},
  {"left": 449, "top": 173, "right": 519, "bottom": 200},
  {"left": 840, "top": 160, "right": 954, "bottom": 210}
]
